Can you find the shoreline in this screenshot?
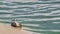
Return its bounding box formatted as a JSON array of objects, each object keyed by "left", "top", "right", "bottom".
[{"left": 0, "top": 23, "right": 36, "bottom": 34}]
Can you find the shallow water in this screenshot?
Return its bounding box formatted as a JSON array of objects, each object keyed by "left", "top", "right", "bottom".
[{"left": 0, "top": 0, "right": 60, "bottom": 34}]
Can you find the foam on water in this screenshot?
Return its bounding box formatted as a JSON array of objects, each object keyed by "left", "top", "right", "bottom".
[
  {"left": 23, "top": 24, "right": 39, "bottom": 27},
  {"left": 0, "top": 0, "right": 60, "bottom": 34}
]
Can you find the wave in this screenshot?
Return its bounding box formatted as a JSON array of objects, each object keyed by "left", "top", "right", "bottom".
[{"left": 0, "top": 1, "right": 60, "bottom": 34}]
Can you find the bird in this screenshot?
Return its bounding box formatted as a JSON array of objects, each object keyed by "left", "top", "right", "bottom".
[{"left": 11, "top": 19, "right": 22, "bottom": 28}]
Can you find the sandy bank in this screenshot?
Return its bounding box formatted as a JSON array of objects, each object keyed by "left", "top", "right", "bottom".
[{"left": 0, "top": 23, "right": 35, "bottom": 34}]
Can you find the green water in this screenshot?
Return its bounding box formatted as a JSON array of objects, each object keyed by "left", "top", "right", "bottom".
[{"left": 0, "top": 0, "right": 60, "bottom": 34}]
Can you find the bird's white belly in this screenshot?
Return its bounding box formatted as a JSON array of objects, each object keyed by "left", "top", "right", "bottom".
[
  {"left": 15, "top": 22, "right": 20, "bottom": 26},
  {"left": 12, "top": 21, "right": 20, "bottom": 27}
]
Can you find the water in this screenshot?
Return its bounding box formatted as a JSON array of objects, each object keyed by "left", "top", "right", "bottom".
[{"left": 0, "top": 0, "right": 60, "bottom": 34}]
